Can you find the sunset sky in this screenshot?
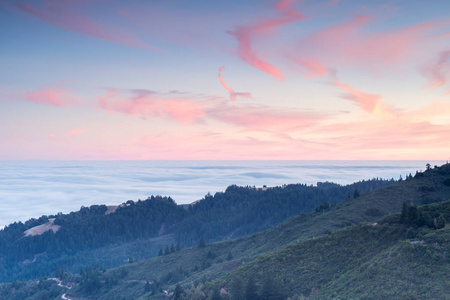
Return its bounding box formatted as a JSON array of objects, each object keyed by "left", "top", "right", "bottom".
[{"left": 1, "top": 0, "right": 450, "bottom": 160}]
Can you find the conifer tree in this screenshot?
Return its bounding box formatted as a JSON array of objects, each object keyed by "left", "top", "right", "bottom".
[
  {"left": 400, "top": 202, "right": 408, "bottom": 224},
  {"left": 231, "top": 277, "right": 245, "bottom": 300},
  {"left": 260, "top": 272, "right": 282, "bottom": 300},
  {"left": 210, "top": 287, "right": 221, "bottom": 300},
  {"left": 198, "top": 237, "right": 206, "bottom": 248},
  {"left": 144, "top": 281, "right": 151, "bottom": 293},
  {"left": 226, "top": 251, "right": 233, "bottom": 261},
  {"left": 245, "top": 276, "right": 258, "bottom": 300},
  {"left": 174, "top": 284, "right": 183, "bottom": 300},
  {"left": 436, "top": 213, "right": 446, "bottom": 229}
]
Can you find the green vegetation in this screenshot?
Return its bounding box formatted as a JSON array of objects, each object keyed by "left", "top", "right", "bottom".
[
  {"left": 215, "top": 222, "right": 449, "bottom": 299},
  {"left": 0, "top": 177, "right": 395, "bottom": 282},
  {"left": 0, "top": 163, "right": 449, "bottom": 299},
  {"left": 0, "top": 279, "right": 64, "bottom": 300}
]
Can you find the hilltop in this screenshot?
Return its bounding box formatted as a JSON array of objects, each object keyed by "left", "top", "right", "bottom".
[
  {"left": 0, "top": 172, "right": 394, "bottom": 282},
  {"left": 49, "top": 164, "right": 450, "bottom": 299},
  {"left": 0, "top": 163, "right": 449, "bottom": 299}
]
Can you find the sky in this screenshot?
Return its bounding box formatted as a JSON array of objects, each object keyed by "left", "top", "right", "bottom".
[{"left": 1, "top": 0, "right": 450, "bottom": 160}]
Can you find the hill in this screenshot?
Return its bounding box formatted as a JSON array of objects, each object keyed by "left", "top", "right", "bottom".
[
  {"left": 49, "top": 163, "right": 450, "bottom": 299},
  {"left": 0, "top": 163, "right": 449, "bottom": 299},
  {"left": 0, "top": 174, "right": 394, "bottom": 282}
]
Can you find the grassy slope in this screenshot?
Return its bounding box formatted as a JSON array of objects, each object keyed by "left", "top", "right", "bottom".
[
  {"left": 217, "top": 222, "right": 450, "bottom": 300},
  {"left": 64, "top": 164, "right": 450, "bottom": 299}
]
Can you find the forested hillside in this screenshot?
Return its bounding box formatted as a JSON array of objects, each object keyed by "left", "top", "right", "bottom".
[
  {"left": 0, "top": 176, "right": 394, "bottom": 282},
  {"left": 0, "top": 164, "right": 449, "bottom": 299}
]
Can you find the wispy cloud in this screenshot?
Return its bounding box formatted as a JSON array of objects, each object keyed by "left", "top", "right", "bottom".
[
  {"left": 16, "top": 1, "right": 160, "bottom": 51},
  {"left": 289, "top": 15, "right": 447, "bottom": 77},
  {"left": 210, "top": 103, "right": 324, "bottom": 132},
  {"left": 330, "top": 74, "right": 394, "bottom": 118},
  {"left": 422, "top": 50, "right": 450, "bottom": 89},
  {"left": 97, "top": 86, "right": 324, "bottom": 133},
  {"left": 25, "top": 84, "right": 76, "bottom": 107},
  {"left": 98, "top": 89, "right": 211, "bottom": 123},
  {"left": 218, "top": 66, "right": 252, "bottom": 103},
  {"left": 50, "top": 129, "right": 85, "bottom": 140},
  {"left": 227, "top": 0, "right": 304, "bottom": 79}
]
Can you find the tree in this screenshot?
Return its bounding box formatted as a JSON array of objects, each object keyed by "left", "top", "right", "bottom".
[
  {"left": 436, "top": 213, "right": 446, "bottom": 229},
  {"left": 144, "top": 280, "right": 152, "bottom": 293},
  {"left": 230, "top": 277, "right": 245, "bottom": 300},
  {"left": 198, "top": 237, "right": 206, "bottom": 248},
  {"left": 174, "top": 284, "right": 183, "bottom": 300},
  {"left": 171, "top": 243, "right": 175, "bottom": 253},
  {"left": 192, "top": 285, "right": 206, "bottom": 300},
  {"left": 400, "top": 202, "right": 408, "bottom": 224},
  {"left": 406, "top": 205, "right": 419, "bottom": 226},
  {"left": 210, "top": 287, "right": 221, "bottom": 300},
  {"left": 260, "top": 273, "right": 282, "bottom": 300},
  {"left": 176, "top": 241, "right": 181, "bottom": 251},
  {"left": 158, "top": 248, "right": 163, "bottom": 256},
  {"left": 353, "top": 189, "right": 360, "bottom": 198},
  {"left": 165, "top": 245, "right": 170, "bottom": 255},
  {"left": 245, "top": 277, "right": 259, "bottom": 300}
]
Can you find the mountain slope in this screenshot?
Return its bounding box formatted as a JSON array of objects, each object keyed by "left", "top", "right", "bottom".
[
  {"left": 53, "top": 164, "right": 450, "bottom": 299},
  {"left": 0, "top": 177, "right": 395, "bottom": 282}
]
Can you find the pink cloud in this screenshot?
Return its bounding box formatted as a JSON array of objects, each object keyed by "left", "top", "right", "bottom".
[
  {"left": 17, "top": 2, "right": 159, "bottom": 51},
  {"left": 422, "top": 50, "right": 450, "bottom": 89},
  {"left": 227, "top": 0, "right": 304, "bottom": 79},
  {"left": 290, "top": 15, "right": 447, "bottom": 77},
  {"left": 50, "top": 129, "right": 85, "bottom": 140},
  {"left": 329, "top": 74, "right": 395, "bottom": 118},
  {"left": 98, "top": 89, "right": 209, "bottom": 123},
  {"left": 332, "top": 79, "right": 379, "bottom": 113},
  {"left": 210, "top": 103, "right": 324, "bottom": 132},
  {"left": 402, "top": 100, "right": 450, "bottom": 123},
  {"left": 308, "top": 116, "right": 450, "bottom": 160},
  {"left": 218, "top": 66, "right": 252, "bottom": 103},
  {"left": 26, "top": 85, "right": 76, "bottom": 107},
  {"left": 64, "top": 129, "right": 85, "bottom": 138},
  {"left": 292, "top": 58, "right": 329, "bottom": 79},
  {"left": 97, "top": 87, "right": 320, "bottom": 132}
]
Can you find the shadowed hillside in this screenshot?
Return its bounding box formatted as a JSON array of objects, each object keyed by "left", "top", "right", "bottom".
[
  {"left": 45, "top": 164, "right": 450, "bottom": 300},
  {"left": 0, "top": 173, "right": 394, "bottom": 282}
]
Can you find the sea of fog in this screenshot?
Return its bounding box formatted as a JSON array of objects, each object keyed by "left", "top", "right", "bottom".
[{"left": 0, "top": 160, "right": 444, "bottom": 228}]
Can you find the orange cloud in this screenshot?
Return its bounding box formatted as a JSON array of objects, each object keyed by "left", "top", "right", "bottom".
[
  {"left": 227, "top": 0, "right": 304, "bottom": 79},
  {"left": 218, "top": 66, "right": 252, "bottom": 103}
]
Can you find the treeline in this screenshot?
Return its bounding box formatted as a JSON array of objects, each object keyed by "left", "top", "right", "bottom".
[
  {"left": 170, "top": 178, "right": 396, "bottom": 246},
  {"left": 0, "top": 196, "right": 184, "bottom": 281},
  {"left": 382, "top": 200, "right": 450, "bottom": 230},
  {"left": 0, "top": 178, "right": 395, "bottom": 282}
]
